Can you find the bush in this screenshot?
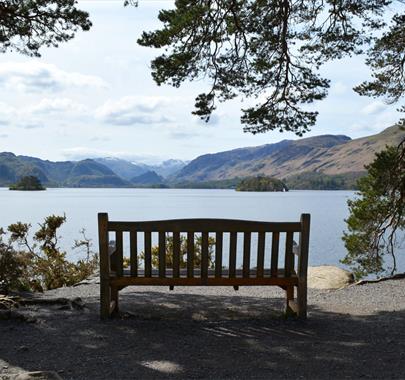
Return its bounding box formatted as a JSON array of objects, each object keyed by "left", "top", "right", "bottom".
[
  {"left": 0, "top": 228, "right": 29, "bottom": 293},
  {"left": 136, "top": 234, "right": 216, "bottom": 269},
  {"left": 0, "top": 215, "right": 98, "bottom": 293},
  {"left": 236, "top": 176, "right": 288, "bottom": 192}
]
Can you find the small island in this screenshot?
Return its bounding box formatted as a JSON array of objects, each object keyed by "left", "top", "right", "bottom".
[
  {"left": 236, "top": 176, "right": 288, "bottom": 192},
  {"left": 9, "top": 176, "right": 46, "bottom": 191}
]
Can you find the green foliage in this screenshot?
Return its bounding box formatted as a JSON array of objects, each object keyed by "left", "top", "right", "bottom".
[
  {"left": 285, "top": 172, "right": 363, "bottom": 190},
  {"left": 342, "top": 135, "right": 405, "bottom": 279},
  {"left": 355, "top": 14, "right": 405, "bottom": 104},
  {"left": 138, "top": 234, "right": 216, "bottom": 269},
  {"left": 9, "top": 176, "right": 46, "bottom": 191},
  {"left": 0, "top": 215, "right": 98, "bottom": 293},
  {"left": 0, "top": 228, "right": 29, "bottom": 293},
  {"left": 0, "top": 0, "right": 92, "bottom": 57},
  {"left": 138, "top": 0, "right": 394, "bottom": 135},
  {"left": 171, "top": 178, "right": 242, "bottom": 189},
  {"left": 236, "top": 176, "right": 287, "bottom": 192}
]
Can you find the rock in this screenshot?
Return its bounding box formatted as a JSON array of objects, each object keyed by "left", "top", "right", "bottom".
[
  {"left": 17, "top": 345, "right": 29, "bottom": 352},
  {"left": 308, "top": 266, "right": 354, "bottom": 289},
  {"left": 12, "top": 372, "right": 63, "bottom": 380}
]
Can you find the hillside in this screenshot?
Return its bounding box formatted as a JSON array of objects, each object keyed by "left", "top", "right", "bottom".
[
  {"left": 95, "top": 158, "right": 147, "bottom": 180},
  {"left": 1, "top": 126, "right": 403, "bottom": 189},
  {"left": 172, "top": 126, "right": 405, "bottom": 183},
  {"left": 0, "top": 153, "right": 128, "bottom": 187},
  {"left": 96, "top": 158, "right": 187, "bottom": 179},
  {"left": 131, "top": 170, "right": 164, "bottom": 186}
]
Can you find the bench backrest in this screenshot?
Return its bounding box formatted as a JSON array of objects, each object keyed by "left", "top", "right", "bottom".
[{"left": 98, "top": 213, "right": 310, "bottom": 280}]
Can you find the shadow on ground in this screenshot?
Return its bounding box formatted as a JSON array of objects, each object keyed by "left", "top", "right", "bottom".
[{"left": 1, "top": 290, "right": 404, "bottom": 379}]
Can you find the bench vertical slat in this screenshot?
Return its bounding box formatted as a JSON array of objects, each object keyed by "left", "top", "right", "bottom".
[
  {"left": 187, "top": 232, "right": 194, "bottom": 278},
  {"left": 201, "top": 232, "right": 209, "bottom": 280},
  {"left": 98, "top": 213, "right": 110, "bottom": 319},
  {"left": 256, "top": 232, "right": 265, "bottom": 278},
  {"left": 271, "top": 232, "right": 280, "bottom": 277},
  {"left": 173, "top": 232, "right": 181, "bottom": 278},
  {"left": 159, "top": 232, "right": 166, "bottom": 278},
  {"left": 215, "top": 232, "right": 223, "bottom": 278},
  {"left": 284, "top": 231, "right": 294, "bottom": 277},
  {"left": 243, "top": 232, "right": 251, "bottom": 278},
  {"left": 115, "top": 231, "right": 123, "bottom": 277},
  {"left": 144, "top": 231, "right": 152, "bottom": 277},
  {"left": 130, "top": 231, "right": 138, "bottom": 277},
  {"left": 229, "top": 232, "right": 237, "bottom": 278}
]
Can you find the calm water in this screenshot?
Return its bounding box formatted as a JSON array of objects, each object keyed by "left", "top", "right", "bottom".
[{"left": 0, "top": 188, "right": 356, "bottom": 268}]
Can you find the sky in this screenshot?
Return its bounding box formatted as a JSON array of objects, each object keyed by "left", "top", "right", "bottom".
[{"left": 0, "top": 0, "right": 401, "bottom": 164}]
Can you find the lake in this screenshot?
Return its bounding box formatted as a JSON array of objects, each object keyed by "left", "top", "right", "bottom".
[{"left": 0, "top": 188, "right": 358, "bottom": 269}]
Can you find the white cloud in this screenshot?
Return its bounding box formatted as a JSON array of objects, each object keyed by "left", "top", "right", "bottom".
[
  {"left": 351, "top": 108, "right": 400, "bottom": 134},
  {"left": 330, "top": 81, "right": 349, "bottom": 96},
  {"left": 0, "top": 61, "right": 107, "bottom": 93},
  {"left": 95, "top": 96, "right": 172, "bottom": 126},
  {"left": 0, "top": 102, "right": 16, "bottom": 125},
  {"left": 361, "top": 101, "right": 387, "bottom": 115},
  {"left": 28, "top": 98, "right": 87, "bottom": 115},
  {"left": 0, "top": 97, "right": 87, "bottom": 129}
]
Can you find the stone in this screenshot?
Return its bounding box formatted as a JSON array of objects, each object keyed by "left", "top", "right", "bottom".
[
  {"left": 13, "top": 372, "right": 63, "bottom": 380},
  {"left": 307, "top": 266, "right": 354, "bottom": 289}
]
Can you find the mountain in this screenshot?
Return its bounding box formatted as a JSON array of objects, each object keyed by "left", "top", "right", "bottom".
[
  {"left": 147, "top": 159, "right": 188, "bottom": 178},
  {"left": 1, "top": 126, "right": 403, "bottom": 190},
  {"left": 95, "top": 157, "right": 147, "bottom": 180},
  {"left": 131, "top": 170, "right": 164, "bottom": 186},
  {"left": 96, "top": 157, "right": 187, "bottom": 179},
  {"left": 0, "top": 153, "right": 128, "bottom": 187},
  {"left": 171, "top": 126, "right": 405, "bottom": 183}
]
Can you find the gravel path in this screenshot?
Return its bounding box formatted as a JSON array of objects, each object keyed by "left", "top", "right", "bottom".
[{"left": 1, "top": 278, "right": 405, "bottom": 379}]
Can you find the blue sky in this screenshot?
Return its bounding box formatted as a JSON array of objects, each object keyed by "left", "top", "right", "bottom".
[{"left": 0, "top": 0, "right": 401, "bottom": 163}]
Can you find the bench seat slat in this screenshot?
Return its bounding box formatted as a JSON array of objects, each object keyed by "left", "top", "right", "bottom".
[
  {"left": 110, "top": 269, "right": 298, "bottom": 287},
  {"left": 115, "top": 268, "right": 296, "bottom": 278}
]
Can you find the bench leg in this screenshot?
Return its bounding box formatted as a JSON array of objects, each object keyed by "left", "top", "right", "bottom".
[
  {"left": 285, "top": 285, "right": 296, "bottom": 317},
  {"left": 297, "top": 279, "right": 307, "bottom": 319},
  {"left": 110, "top": 286, "right": 119, "bottom": 315},
  {"left": 100, "top": 278, "right": 111, "bottom": 319}
]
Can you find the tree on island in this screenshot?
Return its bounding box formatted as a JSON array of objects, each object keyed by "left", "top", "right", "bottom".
[
  {"left": 138, "top": 1, "right": 405, "bottom": 277},
  {"left": 9, "top": 176, "right": 46, "bottom": 191},
  {"left": 236, "top": 176, "right": 288, "bottom": 192}
]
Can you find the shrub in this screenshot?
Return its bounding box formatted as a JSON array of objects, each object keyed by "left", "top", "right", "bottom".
[
  {"left": 0, "top": 228, "right": 29, "bottom": 293},
  {"left": 0, "top": 215, "right": 98, "bottom": 293},
  {"left": 137, "top": 234, "right": 216, "bottom": 269}
]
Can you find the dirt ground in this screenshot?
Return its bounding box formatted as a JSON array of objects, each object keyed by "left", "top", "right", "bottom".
[{"left": 1, "top": 279, "right": 405, "bottom": 379}]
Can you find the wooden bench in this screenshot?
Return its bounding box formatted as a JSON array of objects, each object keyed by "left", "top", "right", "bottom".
[{"left": 98, "top": 213, "right": 310, "bottom": 319}]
